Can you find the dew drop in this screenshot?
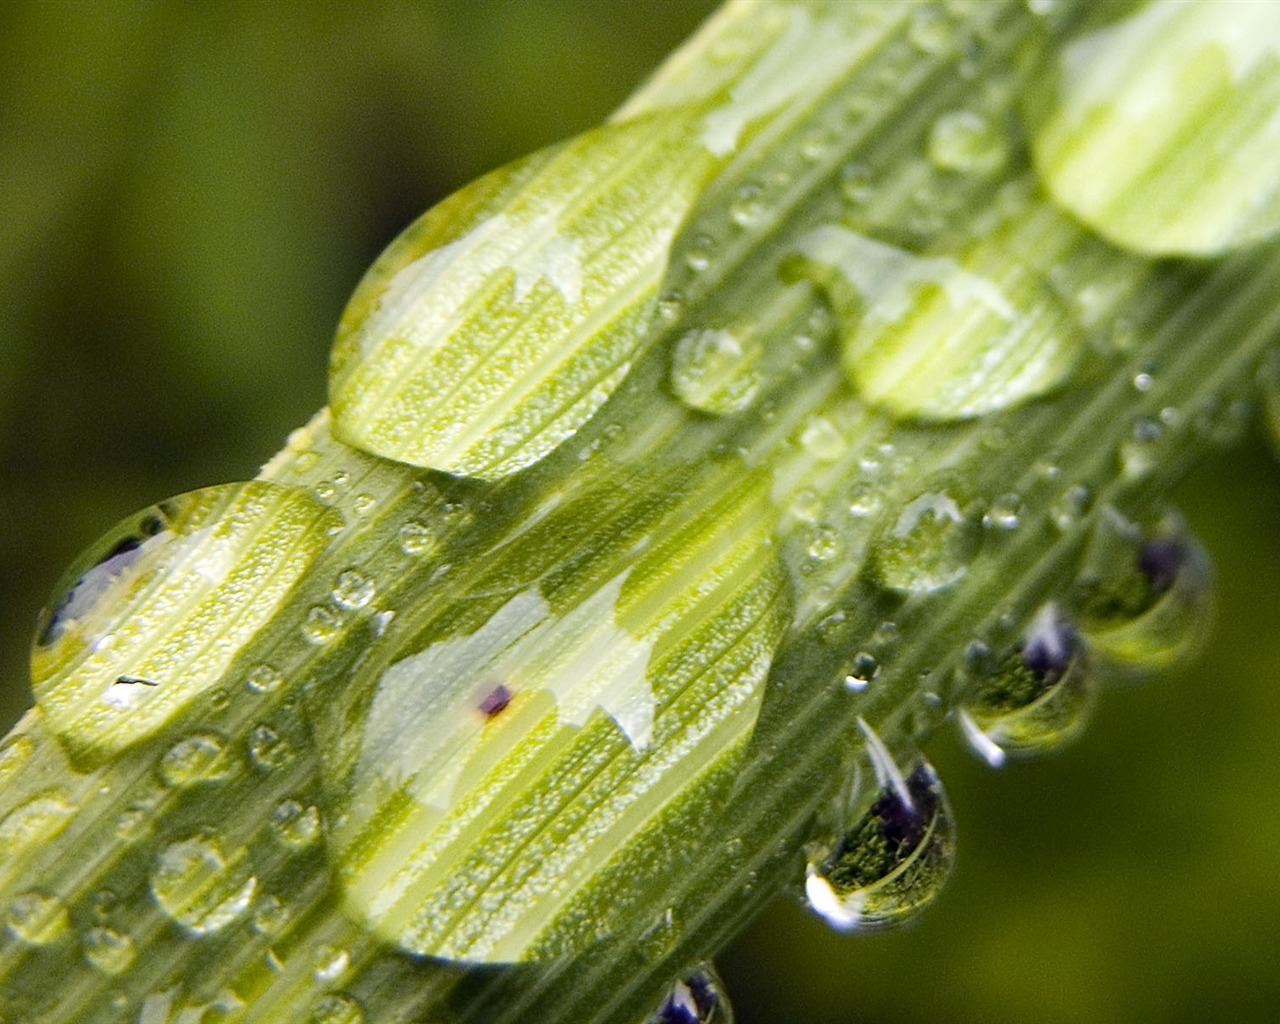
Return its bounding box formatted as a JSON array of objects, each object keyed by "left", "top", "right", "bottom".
[
  {"left": 798, "top": 416, "right": 846, "bottom": 462},
  {"left": 807, "top": 527, "right": 841, "bottom": 562},
  {"left": 729, "top": 182, "right": 765, "bottom": 227},
  {"left": 351, "top": 494, "right": 376, "bottom": 518},
  {"left": 5, "top": 891, "right": 70, "bottom": 944},
  {"left": 150, "top": 835, "right": 257, "bottom": 936},
  {"left": 838, "top": 162, "right": 875, "bottom": 205},
  {"left": 332, "top": 570, "right": 376, "bottom": 610},
  {"left": 245, "top": 664, "right": 284, "bottom": 695},
  {"left": 868, "top": 492, "right": 981, "bottom": 595},
  {"left": 309, "top": 993, "right": 363, "bottom": 1024},
  {"left": 683, "top": 234, "right": 716, "bottom": 273},
  {"left": 844, "top": 652, "right": 880, "bottom": 691},
  {"left": 984, "top": 493, "right": 1023, "bottom": 531},
  {"left": 311, "top": 944, "right": 351, "bottom": 984},
  {"left": 82, "top": 926, "right": 137, "bottom": 975},
  {"left": 656, "top": 290, "right": 685, "bottom": 323},
  {"left": 789, "top": 489, "right": 823, "bottom": 523},
  {"left": 805, "top": 723, "right": 954, "bottom": 931},
  {"left": 1049, "top": 484, "right": 1092, "bottom": 531},
  {"left": 0, "top": 735, "right": 34, "bottom": 786},
  {"left": 302, "top": 605, "right": 343, "bottom": 645},
  {"left": 646, "top": 964, "right": 732, "bottom": 1024},
  {"left": 0, "top": 790, "right": 74, "bottom": 854},
  {"left": 252, "top": 894, "right": 289, "bottom": 937},
  {"left": 928, "top": 110, "right": 1008, "bottom": 175},
  {"left": 398, "top": 521, "right": 437, "bottom": 557},
  {"left": 158, "top": 733, "right": 233, "bottom": 788},
  {"left": 247, "top": 725, "right": 292, "bottom": 771},
  {"left": 669, "top": 327, "right": 762, "bottom": 415},
  {"left": 271, "top": 799, "right": 321, "bottom": 849}
]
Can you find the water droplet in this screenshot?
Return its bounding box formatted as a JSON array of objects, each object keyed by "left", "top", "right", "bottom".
[
  {"left": 6, "top": 891, "right": 70, "bottom": 944},
  {"left": 158, "top": 733, "right": 233, "bottom": 788},
  {"left": 646, "top": 964, "right": 732, "bottom": 1024},
  {"left": 844, "top": 652, "right": 880, "bottom": 691},
  {"left": 252, "top": 893, "right": 289, "bottom": 936},
  {"left": 30, "top": 483, "right": 341, "bottom": 759},
  {"left": 807, "top": 527, "right": 841, "bottom": 562},
  {"left": 984, "top": 493, "right": 1023, "bottom": 531},
  {"left": 1118, "top": 417, "right": 1164, "bottom": 480},
  {"left": 846, "top": 483, "right": 883, "bottom": 519},
  {"left": 248, "top": 725, "right": 292, "bottom": 771},
  {"left": 311, "top": 944, "right": 351, "bottom": 984},
  {"left": 908, "top": 5, "right": 955, "bottom": 53},
  {"left": 729, "top": 182, "right": 765, "bottom": 227},
  {"left": 82, "top": 926, "right": 136, "bottom": 975},
  {"left": 0, "top": 790, "right": 74, "bottom": 854},
  {"left": 928, "top": 110, "right": 1008, "bottom": 174},
  {"left": 351, "top": 493, "right": 376, "bottom": 518},
  {"left": 838, "top": 162, "right": 875, "bottom": 204},
  {"left": 271, "top": 799, "right": 321, "bottom": 849},
  {"left": 245, "top": 664, "right": 284, "bottom": 695},
  {"left": 309, "top": 993, "right": 363, "bottom": 1024},
  {"left": 868, "top": 492, "right": 981, "bottom": 595},
  {"left": 683, "top": 234, "right": 716, "bottom": 273},
  {"left": 798, "top": 416, "right": 846, "bottom": 462},
  {"left": 669, "top": 327, "right": 762, "bottom": 415},
  {"left": 303, "top": 604, "right": 343, "bottom": 645},
  {"left": 805, "top": 722, "right": 954, "bottom": 931},
  {"left": 957, "top": 604, "right": 1091, "bottom": 766},
  {"left": 398, "top": 521, "right": 437, "bottom": 557},
  {"left": 656, "top": 290, "right": 685, "bottom": 323},
  {"left": 150, "top": 834, "right": 257, "bottom": 936},
  {"left": 1049, "top": 484, "right": 1092, "bottom": 531},
  {"left": 332, "top": 570, "right": 376, "bottom": 610},
  {"left": 114, "top": 807, "right": 152, "bottom": 841},
  {"left": 0, "top": 735, "right": 34, "bottom": 786}
]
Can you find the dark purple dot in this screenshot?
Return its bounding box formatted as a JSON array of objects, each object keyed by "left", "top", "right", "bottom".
[
  {"left": 1138, "top": 536, "right": 1184, "bottom": 593},
  {"left": 478, "top": 684, "right": 512, "bottom": 717},
  {"left": 1021, "top": 612, "right": 1077, "bottom": 679}
]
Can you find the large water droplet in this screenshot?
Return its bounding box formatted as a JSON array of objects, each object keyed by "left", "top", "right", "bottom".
[
  {"left": 5, "top": 891, "right": 70, "bottom": 944},
  {"left": 805, "top": 721, "right": 954, "bottom": 931},
  {"left": 867, "top": 491, "right": 982, "bottom": 595},
  {"left": 646, "top": 964, "right": 733, "bottom": 1024},
  {"left": 0, "top": 790, "right": 74, "bottom": 855},
  {"left": 957, "top": 604, "right": 1091, "bottom": 767},
  {"left": 669, "top": 327, "right": 763, "bottom": 415},
  {"left": 31, "top": 482, "right": 341, "bottom": 761},
  {"left": 332, "top": 570, "right": 376, "bottom": 611},
  {"left": 150, "top": 834, "right": 257, "bottom": 936}
]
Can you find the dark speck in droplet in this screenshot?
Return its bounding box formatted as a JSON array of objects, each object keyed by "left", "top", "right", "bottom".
[
  {"left": 478, "top": 684, "right": 512, "bottom": 718},
  {"left": 1021, "top": 607, "right": 1078, "bottom": 681},
  {"left": 1138, "top": 536, "right": 1184, "bottom": 593}
]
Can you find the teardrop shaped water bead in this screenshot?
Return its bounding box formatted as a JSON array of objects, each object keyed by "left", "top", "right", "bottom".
[
  {"left": 1030, "top": 0, "right": 1280, "bottom": 255},
  {"left": 1076, "top": 512, "right": 1213, "bottom": 672},
  {"left": 30, "top": 482, "right": 342, "bottom": 762},
  {"left": 956, "top": 603, "right": 1091, "bottom": 768},
  {"left": 805, "top": 722, "right": 954, "bottom": 932},
  {"left": 788, "top": 222, "right": 1083, "bottom": 422},
  {"left": 328, "top": 109, "right": 720, "bottom": 480},
  {"left": 646, "top": 964, "right": 733, "bottom": 1024}
]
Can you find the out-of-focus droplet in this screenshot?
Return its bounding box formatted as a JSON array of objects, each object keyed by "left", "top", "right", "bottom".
[
  {"left": 5, "top": 891, "right": 70, "bottom": 945},
  {"left": 309, "top": 993, "right": 363, "bottom": 1024},
  {"left": 82, "top": 926, "right": 137, "bottom": 975},
  {"left": 805, "top": 721, "right": 954, "bottom": 931},
  {"left": 271, "top": 799, "right": 321, "bottom": 849},
  {"left": 158, "top": 733, "right": 234, "bottom": 788},
  {"left": 646, "top": 964, "right": 734, "bottom": 1024},
  {"left": 928, "top": 110, "right": 1009, "bottom": 175}
]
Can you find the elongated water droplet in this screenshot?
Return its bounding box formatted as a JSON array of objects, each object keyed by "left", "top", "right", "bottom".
[
  {"left": 150, "top": 834, "right": 257, "bottom": 936},
  {"left": 31, "top": 483, "right": 341, "bottom": 761},
  {"left": 957, "top": 604, "right": 1091, "bottom": 767},
  {"left": 647, "top": 964, "right": 733, "bottom": 1024},
  {"left": 805, "top": 722, "right": 954, "bottom": 931},
  {"left": 669, "top": 327, "right": 762, "bottom": 415}
]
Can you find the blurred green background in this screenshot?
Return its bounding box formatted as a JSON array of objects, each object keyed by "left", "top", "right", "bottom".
[{"left": 2, "top": 4, "right": 1278, "bottom": 1022}]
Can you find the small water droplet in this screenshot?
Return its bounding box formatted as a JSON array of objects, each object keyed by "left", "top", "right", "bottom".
[
  {"left": 313, "top": 480, "right": 338, "bottom": 503},
  {"left": 6, "top": 891, "right": 70, "bottom": 944},
  {"left": 252, "top": 894, "right": 289, "bottom": 937},
  {"left": 0, "top": 790, "right": 74, "bottom": 854},
  {"left": 309, "top": 993, "right": 363, "bottom": 1024},
  {"left": 807, "top": 527, "right": 841, "bottom": 562},
  {"left": 398, "top": 521, "right": 437, "bottom": 557},
  {"left": 271, "top": 799, "right": 321, "bottom": 849},
  {"left": 683, "top": 234, "right": 715, "bottom": 273},
  {"left": 245, "top": 664, "right": 284, "bottom": 695},
  {"left": 82, "top": 926, "right": 136, "bottom": 975},
  {"left": 332, "top": 570, "right": 376, "bottom": 610},
  {"left": 303, "top": 604, "right": 343, "bottom": 645},
  {"left": 669, "top": 327, "right": 762, "bottom": 415},
  {"left": 805, "top": 722, "right": 954, "bottom": 931},
  {"left": 908, "top": 5, "right": 955, "bottom": 53},
  {"left": 158, "top": 733, "right": 233, "bottom": 788},
  {"left": 985, "top": 493, "right": 1023, "bottom": 531},
  {"left": 656, "top": 290, "right": 685, "bottom": 323},
  {"left": 351, "top": 493, "right": 376, "bottom": 518},
  {"left": 248, "top": 725, "right": 292, "bottom": 771},
  {"left": 150, "top": 835, "right": 257, "bottom": 935},
  {"left": 114, "top": 807, "right": 152, "bottom": 841},
  {"left": 729, "top": 182, "right": 765, "bottom": 227},
  {"left": 928, "top": 109, "right": 1008, "bottom": 174},
  {"left": 844, "top": 652, "right": 880, "bottom": 690},
  {"left": 847, "top": 483, "right": 883, "bottom": 519},
  {"left": 838, "top": 162, "right": 875, "bottom": 204},
  {"left": 868, "top": 492, "right": 980, "bottom": 594},
  {"left": 312, "top": 944, "right": 351, "bottom": 984},
  {"left": 1133, "top": 371, "right": 1154, "bottom": 392},
  {"left": 790, "top": 489, "right": 823, "bottom": 523},
  {"left": 646, "top": 964, "right": 732, "bottom": 1024},
  {"left": 1049, "top": 484, "right": 1092, "bottom": 531}
]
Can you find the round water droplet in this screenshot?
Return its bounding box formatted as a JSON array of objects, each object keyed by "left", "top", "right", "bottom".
[
  {"left": 309, "top": 994, "right": 363, "bottom": 1024},
  {"left": 248, "top": 725, "right": 293, "bottom": 771},
  {"left": 805, "top": 726, "right": 954, "bottom": 931},
  {"left": 867, "top": 492, "right": 981, "bottom": 595},
  {"left": 351, "top": 494, "right": 376, "bottom": 518},
  {"left": 332, "top": 570, "right": 376, "bottom": 610},
  {"left": 807, "top": 527, "right": 841, "bottom": 562},
  {"left": 30, "top": 483, "right": 341, "bottom": 760},
  {"left": 6, "top": 891, "right": 70, "bottom": 945},
  {"left": 985, "top": 493, "right": 1023, "bottom": 531},
  {"left": 245, "top": 664, "right": 284, "bottom": 695},
  {"left": 271, "top": 799, "right": 321, "bottom": 849},
  {"left": 82, "top": 926, "right": 137, "bottom": 975},
  {"left": 302, "top": 605, "right": 343, "bottom": 645},
  {"left": 0, "top": 790, "right": 74, "bottom": 855},
  {"left": 844, "top": 652, "right": 880, "bottom": 691},
  {"left": 683, "top": 234, "right": 716, "bottom": 273},
  {"left": 646, "top": 964, "right": 733, "bottom": 1024},
  {"left": 150, "top": 834, "right": 257, "bottom": 936},
  {"left": 928, "top": 110, "right": 1009, "bottom": 175},
  {"left": 158, "top": 733, "right": 234, "bottom": 788},
  {"left": 398, "top": 521, "right": 437, "bottom": 557},
  {"left": 957, "top": 604, "right": 1091, "bottom": 766},
  {"left": 1049, "top": 484, "right": 1092, "bottom": 531},
  {"left": 798, "top": 416, "right": 846, "bottom": 462},
  {"left": 789, "top": 489, "right": 823, "bottom": 524},
  {"left": 669, "top": 327, "right": 762, "bottom": 415},
  {"left": 729, "top": 182, "right": 765, "bottom": 227},
  {"left": 312, "top": 944, "right": 351, "bottom": 984}
]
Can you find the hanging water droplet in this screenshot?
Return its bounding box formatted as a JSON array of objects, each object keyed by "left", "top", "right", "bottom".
[
  {"left": 928, "top": 109, "right": 1009, "bottom": 175},
  {"left": 30, "top": 483, "right": 341, "bottom": 760},
  {"left": 669, "top": 327, "right": 762, "bottom": 415},
  {"left": 310, "top": 994, "right": 363, "bottom": 1024},
  {"left": 867, "top": 491, "right": 982, "bottom": 595},
  {"left": 332, "top": 570, "right": 376, "bottom": 610},
  {"left": 957, "top": 604, "right": 1091, "bottom": 767},
  {"left": 646, "top": 964, "right": 733, "bottom": 1024},
  {"left": 805, "top": 722, "right": 954, "bottom": 931},
  {"left": 5, "top": 891, "right": 70, "bottom": 944},
  {"left": 271, "top": 799, "right": 321, "bottom": 849},
  {"left": 398, "top": 521, "right": 437, "bottom": 557},
  {"left": 252, "top": 893, "right": 289, "bottom": 937},
  {"left": 82, "top": 926, "right": 137, "bottom": 975},
  {"left": 247, "top": 725, "right": 293, "bottom": 771},
  {"left": 150, "top": 834, "right": 257, "bottom": 936},
  {"left": 158, "top": 733, "right": 234, "bottom": 788}
]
